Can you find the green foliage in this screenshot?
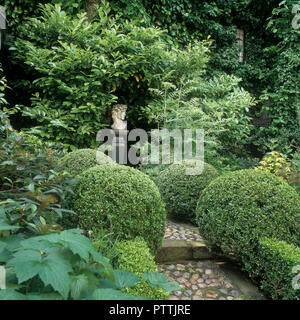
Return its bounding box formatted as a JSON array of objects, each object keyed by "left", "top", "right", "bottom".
[
  {"left": 108, "top": 0, "right": 300, "bottom": 156},
  {"left": 196, "top": 169, "right": 300, "bottom": 276},
  {"left": 257, "top": 238, "right": 300, "bottom": 300},
  {"left": 0, "top": 111, "right": 77, "bottom": 234},
  {"left": 4, "top": 0, "right": 299, "bottom": 157},
  {"left": 0, "top": 65, "right": 8, "bottom": 107},
  {"left": 3, "top": 0, "right": 86, "bottom": 36},
  {"left": 255, "top": 151, "right": 292, "bottom": 177},
  {"left": 73, "top": 164, "right": 166, "bottom": 254},
  {"left": 287, "top": 151, "right": 300, "bottom": 195},
  {"left": 115, "top": 238, "right": 179, "bottom": 299},
  {"left": 0, "top": 222, "right": 174, "bottom": 300},
  {"left": 146, "top": 73, "right": 256, "bottom": 157},
  {"left": 255, "top": 0, "right": 300, "bottom": 154},
  {"left": 57, "top": 148, "right": 115, "bottom": 177},
  {"left": 156, "top": 161, "right": 219, "bottom": 223},
  {"left": 9, "top": 3, "right": 171, "bottom": 148}
]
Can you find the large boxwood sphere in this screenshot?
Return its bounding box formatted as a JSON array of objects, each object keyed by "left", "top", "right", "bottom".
[
  {"left": 73, "top": 164, "right": 166, "bottom": 254},
  {"left": 57, "top": 148, "right": 115, "bottom": 176},
  {"left": 156, "top": 160, "right": 219, "bottom": 223},
  {"left": 196, "top": 169, "right": 300, "bottom": 274}
]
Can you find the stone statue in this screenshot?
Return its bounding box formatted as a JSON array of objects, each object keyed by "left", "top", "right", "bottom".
[{"left": 111, "top": 104, "right": 127, "bottom": 130}]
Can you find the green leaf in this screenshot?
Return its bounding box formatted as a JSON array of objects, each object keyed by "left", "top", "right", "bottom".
[
  {"left": 59, "top": 230, "right": 94, "bottom": 262},
  {"left": 0, "top": 207, "right": 20, "bottom": 231},
  {"left": 142, "top": 271, "right": 181, "bottom": 291},
  {"left": 0, "top": 288, "right": 27, "bottom": 300},
  {"left": 27, "top": 183, "right": 35, "bottom": 193},
  {"left": 7, "top": 250, "right": 42, "bottom": 283},
  {"left": 8, "top": 248, "right": 72, "bottom": 298},
  {"left": 113, "top": 270, "right": 139, "bottom": 289},
  {"left": 38, "top": 250, "right": 72, "bottom": 299}
]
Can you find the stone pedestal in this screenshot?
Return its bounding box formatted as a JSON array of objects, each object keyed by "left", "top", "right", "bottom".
[{"left": 112, "top": 129, "right": 128, "bottom": 165}]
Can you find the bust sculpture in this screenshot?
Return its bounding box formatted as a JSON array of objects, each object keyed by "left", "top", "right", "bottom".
[{"left": 111, "top": 104, "right": 127, "bottom": 130}]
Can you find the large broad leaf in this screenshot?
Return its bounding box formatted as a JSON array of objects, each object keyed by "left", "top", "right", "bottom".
[
  {"left": 8, "top": 248, "right": 72, "bottom": 299},
  {"left": 91, "top": 288, "right": 148, "bottom": 300},
  {"left": 142, "top": 271, "right": 181, "bottom": 292},
  {"left": 0, "top": 235, "right": 25, "bottom": 263},
  {"left": 7, "top": 249, "right": 42, "bottom": 283},
  {"left": 113, "top": 270, "right": 139, "bottom": 290},
  {"left": 58, "top": 230, "right": 95, "bottom": 262},
  {"left": 38, "top": 250, "right": 72, "bottom": 299},
  {"left": 0, "top": 288, "right": 27, "bottom": 300},
  {"left": 20, "top": 229, "right": 95, "bottom": 263},
  {"left": 19, "top": 237, "right": 55, "bottom": 252}
]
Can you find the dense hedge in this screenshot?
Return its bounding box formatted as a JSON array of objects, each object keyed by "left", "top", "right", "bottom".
[
  {"left": 196, "top": 169, "right": 300, "bottom": 274},
  {"left": 57, "top": 148, "right": 115, "bottom": 176},
  {"left": 257, "top": 238, "right": 300, "bottom": 300},
  {"left": 73, "top": 164, "right": 166, "bottom": 254},
  {"left": 156, "top": 160, "right": 219, "bottom": 223},
  {"left": 115, "top": 238, "right": 169, "bottom": 300}
]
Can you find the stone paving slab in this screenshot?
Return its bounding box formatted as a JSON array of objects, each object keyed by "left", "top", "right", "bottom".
[
  {"left": 156, "top": 239, "right": 215, "bottom": 262},
  {"left": 160, "top": 218, "right": 265, "bottom": 300},
  {"left": 164, "top": 219, "right": 202, "bottom": 241},
  {"left": 158, "top": 260, "right": 264, "bottom": 300}
]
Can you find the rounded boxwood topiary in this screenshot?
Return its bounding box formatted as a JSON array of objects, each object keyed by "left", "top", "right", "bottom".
[
  {"left": 57, "top": 148, "right": 115, "bottom": 176},
  {"left": 196, "top": 169, "right": 300, "bottom": 275},
  {"left": 73, "top": 164, "right": 166, "bottom": 254},
  {"left": 115, "top": 237, "right": 169, "bottom": 300},
  {"left": 156, "top": 160, "right": 219, "bottom": 223}
]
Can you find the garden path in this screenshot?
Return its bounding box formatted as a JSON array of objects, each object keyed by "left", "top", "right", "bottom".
[{"left": 158, "top": 219, "right": 265, "bottom": 300}]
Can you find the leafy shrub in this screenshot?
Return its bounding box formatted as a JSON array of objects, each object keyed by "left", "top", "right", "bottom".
[
  {"left": 196, "top": 169, "right": 300, "bottom": 275},
  {"left": 0, "top": 111, "right": 76, "bottom": 233},
  {"left": 115, "top": 237, "right": 172, "bottom": 300},
  {"left": 0, "top": 214, "right": 175, "bottom": 300},
  {"left": 73, "top": 165, "right": 166, "bottom": 254},
  {"left": 156, "top": 160, "right": 218, "bottom": 223},
  {"left": 255, "top": 151, "right": 292, "bottom": 178},
  {"left": 57, "top": 148, "right": 115, "bottom": 177},
  {"left": 146, "top": 74, "right": 256, "bottom": 156},
  {"left": 257, "top": 238, "right": 300, "bottom": 300},
  {"left": 10, "top": 3, "right": 172, "bottom": 148},
  {"left": 138, "top": 163, "right": 171, "bottom": 183}
]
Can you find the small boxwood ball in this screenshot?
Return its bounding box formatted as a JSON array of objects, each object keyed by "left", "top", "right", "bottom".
[
  {"left": 156, "top": 160, "right": 219, "bottom": 223},
  {"left": 73, "top": 164, "right": 166, "bottom": 254},
  {"left": 57, "top": 148, "right": 115, "bottom": 176},
  {"left": 115, "top": 237, "right": 169, "bottom": 300},
  {"left": 196, "top": 169, "right": 300, "bottom": 274}
]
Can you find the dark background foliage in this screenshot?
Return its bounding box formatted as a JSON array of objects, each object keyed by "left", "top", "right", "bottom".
[{"left": 1, "top": 0, "right": 299, "bottom": 156}]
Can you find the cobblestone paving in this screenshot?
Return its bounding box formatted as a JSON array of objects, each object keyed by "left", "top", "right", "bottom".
[
  {"left": 162, "top": 219, "right": 260, "bottom": 300},
  {"left": 158, "top": 261, "right": 251, "bottom": 300},
  {"left": 164, "top": 219, "right": 203, "bottom": 241}
]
